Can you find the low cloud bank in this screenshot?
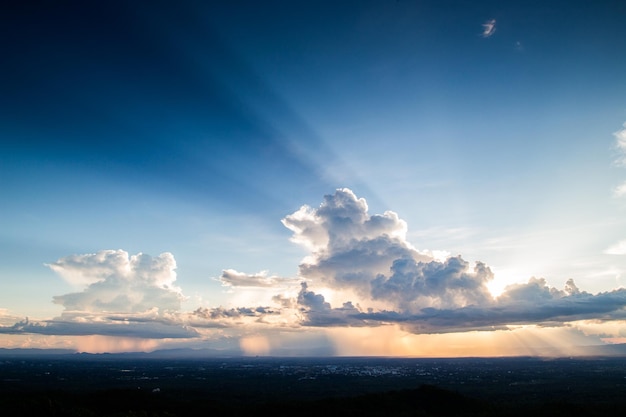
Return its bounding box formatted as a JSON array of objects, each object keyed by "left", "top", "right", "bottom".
[
  {"left": 0, "top": 317, "right": 198, "bottom": 339},
  {"left": 3, "top": 189, "right": 626, "bottom": 343}
]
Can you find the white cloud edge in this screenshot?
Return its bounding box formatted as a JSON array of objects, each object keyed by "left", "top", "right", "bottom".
[{"left": 605, "top": 240, "right": 626, "bottom": 255}]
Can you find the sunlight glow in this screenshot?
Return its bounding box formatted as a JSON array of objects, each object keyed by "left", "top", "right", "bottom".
[
  {"left": 74, "top": 336, "right": 160, "bottom": 353},
  {"left": 240, "top": 335, "right": 271, "bottom": 356},
  {"left": 325, "top": 325, "right": 602, "bottom": 358}
]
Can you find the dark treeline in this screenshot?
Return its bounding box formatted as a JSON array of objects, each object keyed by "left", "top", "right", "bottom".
[{"left": 2, "top": 384, "right": 626, "bottom": 417}]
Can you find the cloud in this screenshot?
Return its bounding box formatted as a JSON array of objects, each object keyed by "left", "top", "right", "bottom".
[
  {"left": 605, "top": 240, "right": 626, "bottom": 255},
  {"left": 283, "top": 189, "right": 491, "bottom": 311},
  {"left": 614, "top": 122, "right": 626, "bottom": 166},
  {"left": 296, "top": 277, "right": 626, "bottom": 334},
  {"left": 481, "top": 19, "right": 496, "bottom": 38},
  {"left": 284, "top": 189, "right": 626, "bottom": 334},
  {"left": 49, "top": 250, "right": 184, "bottom": 313},
  {"left": 0, "top": 316, "right": 199, "bottom": 339},
  {"left": 613, "top": 123, "right": 626, "bottom": 197},
  {"left": 5, "top": 189, "right": 626, "bottom": 346},
  {"left": 194, "top": 306, "right": 276, "bottom": 319},
  {"left": 3, "top": 250, "right": 301, "bottom": 341},
  {"left": 0, "top": 309, "right": 20, "bottom": 325},
  {"left": 219, "top": 269, "right": 299, "bottom": 288},
  {"left": 371, "top": 256, "right": 494, "bottom": 311},
  {"left": 283, "top": 188, "right": 430, "bottom": 297},
  {"left": 282, "top": 188, "right": 408, "bottom": 251},
  {"left": 0, "top": 250, "right": 199, "bottom": 340},
  {"left": 613, "top": 181, "right": 626, "bottom": 198},
  {"left": 297, "top": 282, "right": 364, "bottom": 327}
]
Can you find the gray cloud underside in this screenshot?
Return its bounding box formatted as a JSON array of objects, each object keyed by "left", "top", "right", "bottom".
[
  {"left": 298, "top": 284, "right": 626, "bottom": 333},
  {"left": 0, "top": 317, "right": 199, "bottom": 339},
  {"left": 219, "top": 269, "right": 300, "bottom": 288},
  {"left": 192, "top": 307, "right": 281, "bottom": 328}
]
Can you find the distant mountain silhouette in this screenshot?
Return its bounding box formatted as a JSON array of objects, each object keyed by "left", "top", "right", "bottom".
[
  {"left": 2, "top": 344, "right": 626, "bottom": 358},
  {"left": 0, "top": 348, "right": 76, "bottom": 356}
]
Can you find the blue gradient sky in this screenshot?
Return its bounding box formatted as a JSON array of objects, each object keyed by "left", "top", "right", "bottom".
[{"left": 2, "top": 1, "right": 626, "bottom": 355}]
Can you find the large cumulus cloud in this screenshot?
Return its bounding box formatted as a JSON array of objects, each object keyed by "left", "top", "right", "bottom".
[
  {"left": 296, "top": 269, "right": 626, "bottom": 334},
  {"left": 1, "top": 250, "right": 195, "bottom": 339},
  {"left": 283, "top": 188, "right": 493, "bottom": 311},
  {"left": 282, "top": 188, "right": 431, "bottom": 296},
  {"left": 287, "top": 189, "right": 626, "bottom": 333},
  {"left": 50, "top": 250, "right": 184, "bottom": 313},
  {"left": 371, "top": 256, "right": 494, "bottom": 311}
]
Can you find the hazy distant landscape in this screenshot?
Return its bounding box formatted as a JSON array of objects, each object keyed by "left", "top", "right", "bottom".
[{"left": 3, "top": 353, "right": 626, "bottom": 416}]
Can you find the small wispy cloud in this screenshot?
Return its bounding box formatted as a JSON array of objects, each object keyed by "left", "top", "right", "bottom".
[
  {"left": 481, "top": 19, "right": 496, "bottom": 38},
  {"left": 612, "top": 122, "right": 626, "bottom": 198},
  {"left": 614, "top": 122, "right": 626, "bottom": 167},
  {"left": 605, "top": 240, "right": 626, "bottom": 255},
  {"left": 613, "top": 181, "right": 626, "bottom": 198}
]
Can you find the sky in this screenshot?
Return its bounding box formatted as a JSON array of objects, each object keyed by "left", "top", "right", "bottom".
[{"left": 2, "top": 0, "right": 626, "bottom": 357}]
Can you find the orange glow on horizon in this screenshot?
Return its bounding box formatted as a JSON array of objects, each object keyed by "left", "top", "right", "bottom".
[
  {"left": 324, "top": 325, "right": 594, "bottom": 357},
  {"left": 74, "top": 335, "right": 160, "bottom": 353}
]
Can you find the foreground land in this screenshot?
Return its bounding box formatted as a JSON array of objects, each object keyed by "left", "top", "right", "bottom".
[{"left": 2, "top": 355, "right": 626, "bottom": 416}]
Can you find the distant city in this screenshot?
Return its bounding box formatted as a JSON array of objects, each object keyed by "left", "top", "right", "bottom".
[{"left": 3, "top": 353, "right": 626, "bottom": 415}]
